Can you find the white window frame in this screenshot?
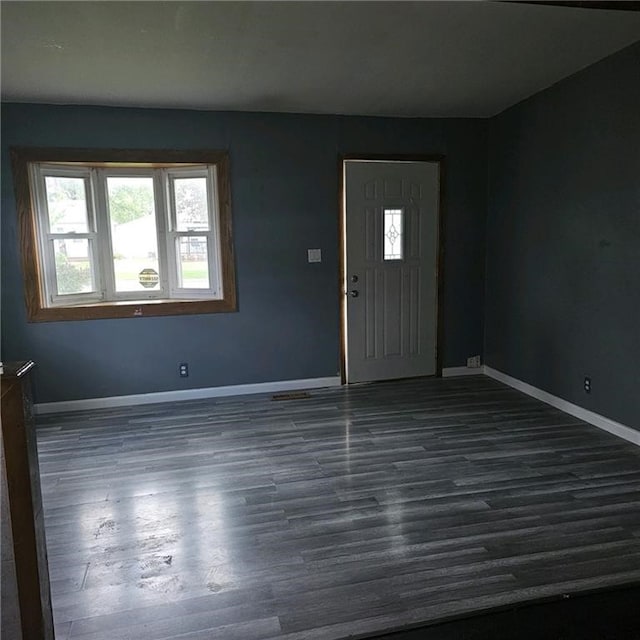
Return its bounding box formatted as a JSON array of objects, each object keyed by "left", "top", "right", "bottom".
[
  {"left": 31, "top": 165, "right": 102, "bottom": 307},
  {"left": 29, "top": 163, "right": 223, "bottom": 307},
  {"left": 96, "top": 167, "right": 169, "bottom": 302},
  {"left": 164, "top": 166, "right": 223, "bottom": 299}
]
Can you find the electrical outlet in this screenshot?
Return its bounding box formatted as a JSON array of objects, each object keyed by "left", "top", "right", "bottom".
[
  {"left": 467, "top": 355, "right": 481, "bottom": 369},
  {"left": 179, "top": 363, "right": 189, "bottom": 378},
  {"left": 584, "top": 376, "right": 591, "bottom": 394}
]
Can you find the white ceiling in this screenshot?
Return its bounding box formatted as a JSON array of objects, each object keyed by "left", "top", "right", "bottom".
[{"left": 2, "top": 1, "right": 639, "bottom": 118}]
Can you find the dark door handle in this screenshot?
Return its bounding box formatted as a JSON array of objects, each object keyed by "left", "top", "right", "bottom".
[{"left": 348, "top": 290, "right": 359, "bottom": 298}]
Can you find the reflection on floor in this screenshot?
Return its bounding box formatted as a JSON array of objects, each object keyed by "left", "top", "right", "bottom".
[{"left": 37, "top": 376, "right": 640, "bottom": 640}]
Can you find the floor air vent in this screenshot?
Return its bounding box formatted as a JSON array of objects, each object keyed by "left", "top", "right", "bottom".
[{"left": 271, "top": 391, "right": 311, "bottom": 401}]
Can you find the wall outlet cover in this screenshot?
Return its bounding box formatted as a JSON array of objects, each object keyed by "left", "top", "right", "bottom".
[{"left": 307, "top": 248, "right": 322, "bottom": 263}]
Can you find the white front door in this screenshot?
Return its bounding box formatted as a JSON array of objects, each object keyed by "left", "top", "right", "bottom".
[{"left": 343, "top": 160, "right": 441, "bottom": 383}]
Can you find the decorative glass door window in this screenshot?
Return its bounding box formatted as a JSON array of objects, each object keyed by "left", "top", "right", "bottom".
[{"left": 384, "top": 208, "right": 404, "bottom": 260}]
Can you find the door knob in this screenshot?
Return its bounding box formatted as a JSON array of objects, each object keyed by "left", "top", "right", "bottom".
[
  {"left": 348, "top": 290, "right": 359, "bottom": 298},
  {"left": 351, "top": 275, "right": 359, "bottom": 283}
]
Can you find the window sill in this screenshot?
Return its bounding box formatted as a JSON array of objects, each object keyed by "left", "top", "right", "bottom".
[{"left": 28, "top": 297, "right": 237, "bottom": 322}]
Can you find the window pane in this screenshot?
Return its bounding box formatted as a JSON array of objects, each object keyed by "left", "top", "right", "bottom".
[
  {"left": 107, "top": 177, "right": 160, "bottom": 292},
  {"left": 53, "top": 238, "right": 94, "bottom": 295},
  {"left": 174, "top": 177, "right": 209, "bottom": 231},
  {"left": 384, "top": 208, "right": 404, "bottom": 261},
  {"left": 177, "top": 236, "right": 209, "bottom": 289},
  {"left": 45, "top": 176, "right": 89, "bottom": 233}
]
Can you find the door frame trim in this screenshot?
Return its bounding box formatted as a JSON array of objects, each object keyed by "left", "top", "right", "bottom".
[{"left": 338, "top": 154, "right": 446, "bottom": 384}]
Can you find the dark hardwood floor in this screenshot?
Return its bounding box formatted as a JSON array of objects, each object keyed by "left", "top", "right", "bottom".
[{"left": 36, "top": 376, "right": 640, "bottom": 640}]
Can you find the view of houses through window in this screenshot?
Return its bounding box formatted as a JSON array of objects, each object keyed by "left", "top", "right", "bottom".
[{"left": 46, "top": 173, "right": 213, "bottom": 297}]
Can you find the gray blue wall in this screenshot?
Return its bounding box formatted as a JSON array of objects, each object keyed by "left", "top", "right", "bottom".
[
  {"left": 1, "top": 107, "right": 487, "bottom": 402},
  {"left": 485, "top": 42, "right": 640, "bottom": 428}
]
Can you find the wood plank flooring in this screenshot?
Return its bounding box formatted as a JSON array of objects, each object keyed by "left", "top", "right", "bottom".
[{"left": 36, "top": 376, "right": 640, "bottom": 640}]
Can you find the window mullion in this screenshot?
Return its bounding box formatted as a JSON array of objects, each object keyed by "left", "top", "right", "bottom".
[
  {"left": 206, "top": 229, "right": 218, "bottom": 297},
  {"left": 43, "top": 238, "right": 60, "bottom": 305},
  {"left": 93, "top": 168, "right": 115, "bottom": 300},
  {"left": 163, "top": 169, "right": 179, "bottom": 295},
  {"left": 32, "top": 165, "right": 57, "bottom": 304},
  {"left": 153, "top": 170, "right": 170, "bottom": 297},
  {"left": 82, "top": 173, "right": 102, "bottom": 299},
  {"left": 207, "top": 166, "right": 222, "bottom": 297}
]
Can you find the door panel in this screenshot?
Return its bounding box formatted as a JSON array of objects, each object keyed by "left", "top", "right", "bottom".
[{"left": 344, "top": 160, "right": 440, "bottom": 383}]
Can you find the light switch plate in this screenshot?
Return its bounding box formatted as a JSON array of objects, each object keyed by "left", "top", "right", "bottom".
[{"left": 307, "top": 249, "right": 322, "bottom": 263}]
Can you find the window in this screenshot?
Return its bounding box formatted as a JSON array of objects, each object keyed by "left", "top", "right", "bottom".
[
  {"left": 11, "top": 148, "right": 237, "bottom": 321},
  {"left": 383, "top": 207, "right": 404, "bottom": 260}
]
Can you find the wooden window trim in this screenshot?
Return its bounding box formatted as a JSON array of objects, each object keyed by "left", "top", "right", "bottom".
[{"left": 10, "top": 148, "right": 237, "bottom": 322}]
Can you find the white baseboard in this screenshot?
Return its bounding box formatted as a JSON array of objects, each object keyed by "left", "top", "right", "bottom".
[
  {"left": 442, "top": 366, "right": 485, "bottom": 377},
  {"left": 34, "top": 376, "right": 342, "bottom": 415},
  {"left": 484, "top": 366, "right": 639, "bottom": 447},
  {"left": 35, "top": 368, "right": 639, "bottom": 447}
]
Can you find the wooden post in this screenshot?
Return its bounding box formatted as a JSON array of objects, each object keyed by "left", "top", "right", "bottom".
[{"left": 1, "top": 361, "right": 54, "bottom": 640}]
